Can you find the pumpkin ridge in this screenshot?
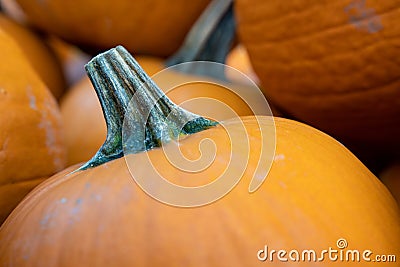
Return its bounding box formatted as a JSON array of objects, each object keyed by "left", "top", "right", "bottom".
[
  {"left": 243, "top": 24, "right": 383, "bottom": 49},
  {"left": 264, "top": 76, "right": 399, "bottom": 97},
  {"left": 235, "top": 2, "right": 323, "bottom": 24},
  {"left": 0, "top": 175, "right": 46, "bottom": 187},
  {"left": 238, "top": 5, "right": 398, "bottom": 43},
  {"left": 247, "top": 34, "right": 398, "bottom": 60}
]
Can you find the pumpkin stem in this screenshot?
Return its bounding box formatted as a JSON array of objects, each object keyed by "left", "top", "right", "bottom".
[
  {"left": 78, "top": 46, "right": 217, "bottom": 170},
  {"left": 165, "top": 0, "right": 235, "bottom": 79}
]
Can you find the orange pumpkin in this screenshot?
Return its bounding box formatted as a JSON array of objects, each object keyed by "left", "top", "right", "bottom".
[
  {"left": 380, "top": 161, "right": 400, "bottom": 204},
  {"left": 235, "top": 0, "right": 400, "bottom": 155},
  {"left": 225, "top": 44, "right": 259, "bottom": 85},
  {"left": 0, "top": 25, "right": 66, "bottom": 223},
  {"left": 45, "top": 36, "right": 91, "bottom": 87},
  {"left": 0, "top": 46, "right": 398, "bottom": 266},
  {"left": 13, "top": 0, "right": 211, "bottom": 57},
  {"left": 57, "top": 0, "right": 241, "bottom": 165},
  {"left": 61, "top": 56, "right": 271, "bottom": 166},
  {"left": 0, "top": 14, "right": 65, "bottom": 99}
]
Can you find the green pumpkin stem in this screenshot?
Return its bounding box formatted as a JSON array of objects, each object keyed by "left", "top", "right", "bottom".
[
  {"left": 165, "top": 0, "right": 235, "bottom": 79},
  {"left": 78, "top": 46, "right": 217, "bottom": 170}
]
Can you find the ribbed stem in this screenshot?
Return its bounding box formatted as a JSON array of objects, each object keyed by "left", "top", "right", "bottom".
[
  {"left": 79, "top": 46, "right": 217, "bottom": 170},
  {"left": 165, "top": 0, "right": 236, "bottom": 79}
]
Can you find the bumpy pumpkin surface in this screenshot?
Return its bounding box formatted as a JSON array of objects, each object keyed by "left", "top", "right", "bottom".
[
  {"left": 235, "top": 0, "right": 400, "bottom": 154},
  {"left": 0, "top": 27, "right": 66, "bottom": 223},
  {"left": 14, "top": 0, "right": 211, "bottom": 57},
  {"left": 0, "top": 14, "right": 65, "bottom": 99}
]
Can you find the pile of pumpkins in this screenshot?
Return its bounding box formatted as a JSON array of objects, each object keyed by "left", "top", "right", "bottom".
[{"left": 0, "top": 0, "right": 399, "bottom": 266}]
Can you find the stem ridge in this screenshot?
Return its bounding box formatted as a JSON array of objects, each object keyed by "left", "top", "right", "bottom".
[{"left": 79, "top": 46, "right": 217, "bottom": 170}]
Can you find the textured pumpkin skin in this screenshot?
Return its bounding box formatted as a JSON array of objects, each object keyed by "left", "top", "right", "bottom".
[
  {"left": 0, "top": 27, "right": 66, "bottom": 223},
  {"left": 380, "top": 162, "right": 400, "bottom": 204},
  {"left": 0, "top": 117, "right": 398, "bottom": 266},
  {"left": 0, "top": 14, "right": 65, "bottom": 99},
  {"left": 14, "top": 0, "right": 210, "bottom": 57},
  {"left": 61, "top": 57, "right": 266, "bottom": 166},
  {"left": 235, "top": 0, "right": 400, "bottom": 153}
]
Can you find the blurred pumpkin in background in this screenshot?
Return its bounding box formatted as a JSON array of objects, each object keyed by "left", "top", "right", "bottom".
[
  {"left": 225, "top": 44, "right": 259, "bottom": 85},
  {"left": 380, "top": 161, "right": 400, "bottom": 204},
  {"left": 12, "top": 0, "right": 211, "bottom": 57},
  {"left": 45, "top": 36, "right": 91, "bottom": 87},
  {"left": 0, "top": 13, "right": 65, "bottom": 99},
  {"left": 235, "top": 0, "right": 400, "bottom": 159},
  {"left": 0, "top": 25, "right": 66, "bottom": 223}
]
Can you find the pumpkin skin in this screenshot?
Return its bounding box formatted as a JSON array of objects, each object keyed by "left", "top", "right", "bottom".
[
  {"left": 380, "top": 161, "right": 400, "bottom": 204},
  {"left": 0, "top": 27, "right": 66, "bottom": 223},
  {"left": 225, "top": 44, "right": 259, "bottom": 85},
  {"left": 14, "top": 0, "right": 211, "bottom": 57},
  {"left": 61, "top": 56, "right": 268, "bottom": 166},
  {"left": 0, "top": 14, "right": 65, "bottom": 99},
  {"left": 0, "top": 117, "right": 399, "bottom": 266},
  {"left": 45, "top": 36, "right": 91, "bottom": 87},
  {"left": 235, "top": 0, "right": 400, "bottom": 154},
  {"left": 60, "top": 77, "right": 106, "bottom": 166}
]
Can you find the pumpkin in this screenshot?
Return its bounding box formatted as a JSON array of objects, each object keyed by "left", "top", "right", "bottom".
[
  {"left": 61, "top": 56, "right": 270, "bottom": 166},
  {"left": 0, "top": 25, "right": 66, "bottom": 223},
  {"left": 0, "top": 46, "right": 398, "bottom": 267},
  {"left": 235, "top": 0, "right": 400, "bottom": 155},
  {"left": 225, "top": 44, "right": 259, "bottom": 85},
  {"left": 45, "top": 36, "right": 91, "bottom": 87},
  {"left": 13, "top": 0, "right": 211, "bottom": 57},
  {"left": 60, "top": 77, "right": 105, "bottom": 166},
  {"left": 0, "top": 14, "right": 65, "bottom": 99},
  {"left": 59, "top": 0, "right": 244, "bottom": 166},
  {"left": 380, "top": 161, "right": 400, "bottom": 204}
]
